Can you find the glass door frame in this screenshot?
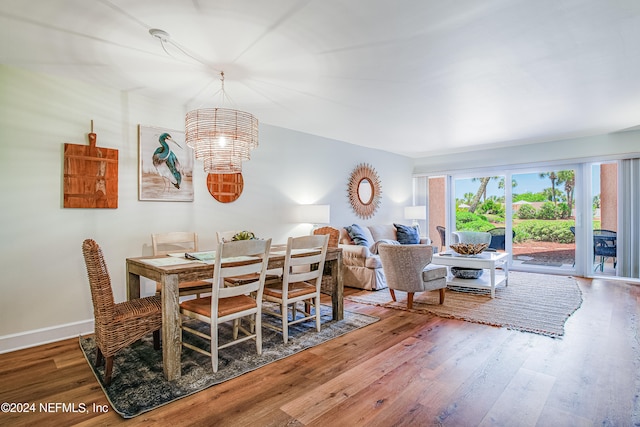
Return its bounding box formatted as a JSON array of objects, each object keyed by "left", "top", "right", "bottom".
[
  {"left": 445, "top": 162, "right": 581, "bottom": 276},
  {"left": 422, "top": 156, "right": 639, "bottom": 281}
]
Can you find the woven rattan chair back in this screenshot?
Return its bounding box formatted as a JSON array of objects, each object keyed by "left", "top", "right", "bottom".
[
  {"left": 83, "top": 239, "right": 116, "bottom": 327},
  {"left": 313, "top": 226, "right": 340, "bottom": 248}
]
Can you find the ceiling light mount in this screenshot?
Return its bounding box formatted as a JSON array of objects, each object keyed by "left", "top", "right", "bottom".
[{"left": 149, "top": 28, "right": 170, "bottom": 42}]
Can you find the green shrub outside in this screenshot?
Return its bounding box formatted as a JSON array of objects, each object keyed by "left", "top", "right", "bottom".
[
  {"left": 476, "top": 199, "right": 505, "bottom": 217},
  {"left": 536, "top": 202, "right": 557, "bottom": 220},
  {"left": 456, "top": 211, "right": 577, "bottom": 244},
  {"left": 455, "top": 210, "right": 493, "bottom": 232},
  {"left": 457, "top": 220, "right": 495, "bottom": 232},
  {"left": 557, "top": 202, "right": 571, "bottom": 219},
  {"left": 516, "top": 204, "right": 536, "bottom": 219},
  {"left": 513, "top": 220, "right": 575, "bottom": 243},
  {"left": 456, "top": 210, "right": 487, "bottom": 224}
]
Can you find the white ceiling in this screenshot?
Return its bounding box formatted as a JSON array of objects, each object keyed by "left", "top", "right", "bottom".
[{"left": 2, "top": 0, "right": 640, "bottom": 157}]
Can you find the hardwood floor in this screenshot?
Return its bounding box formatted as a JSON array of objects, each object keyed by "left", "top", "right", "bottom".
[{"left": 1, "top": 277, "right": 638, "bottom": 426}]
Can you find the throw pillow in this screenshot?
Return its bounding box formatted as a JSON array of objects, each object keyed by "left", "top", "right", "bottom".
[
  {"left": 369, "top": 239, "right": 400, "bottom": 254},
  {"left": 394, "top": 223, "right": 420, "bottom": 245},
  {"left": 345, "top": 224, "right": 374, "bottom": 247}
]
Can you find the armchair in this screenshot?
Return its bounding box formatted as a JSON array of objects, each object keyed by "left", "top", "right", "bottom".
[{"left": 378, "top": 244, "right": 447, "bottom": 309}]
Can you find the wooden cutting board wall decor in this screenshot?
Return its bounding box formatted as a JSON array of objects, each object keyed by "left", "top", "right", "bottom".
[
  {"left": 63, "top": 122, "right": 118, "bottom": 208},
  {"left": 206, "top": 172, "right": 243, "bottom": 203}
]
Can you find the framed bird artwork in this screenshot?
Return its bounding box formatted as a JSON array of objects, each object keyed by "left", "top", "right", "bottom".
[{"left": 138, "top": 125, "right": 194, "bottom": 201}]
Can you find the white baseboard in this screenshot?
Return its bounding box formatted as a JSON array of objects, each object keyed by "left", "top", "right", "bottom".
[{"left": 0, "top": 319, "right": 94, "bottom": 354}]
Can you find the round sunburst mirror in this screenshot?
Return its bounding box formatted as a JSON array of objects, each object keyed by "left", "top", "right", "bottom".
[{"left": 348, "top": 163, "right": 382, "bottom": 219}]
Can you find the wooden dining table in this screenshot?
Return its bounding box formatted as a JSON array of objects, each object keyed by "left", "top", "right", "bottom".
[{"left": 126, "top": 246, "right": 343, "bottom": 381}]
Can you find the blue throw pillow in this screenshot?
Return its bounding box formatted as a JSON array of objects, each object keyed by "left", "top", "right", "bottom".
[
  {"left": 394, "top": 223, "right": 420, "bottom": 245},
  {"left": 345, "top": 224, "right": 373, "bottom": 247}
]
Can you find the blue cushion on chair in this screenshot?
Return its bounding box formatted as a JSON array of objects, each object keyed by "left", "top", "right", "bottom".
[
  {"left": 394, "top": 223, "right": 420, "bottom": 244},
  {"left": 345, "top": 224, "right": 374, "bottom": 247}
]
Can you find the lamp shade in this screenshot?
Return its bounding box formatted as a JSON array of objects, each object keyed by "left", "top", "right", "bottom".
[
  {"left": 297, "top": 204, "right": 330, "bottom": 225},
  {"left": 404, "top": 206, "right": 426, "bottom": 220},
  {"left": 185, "top": 107, "right": 258, "bottom": 174}
]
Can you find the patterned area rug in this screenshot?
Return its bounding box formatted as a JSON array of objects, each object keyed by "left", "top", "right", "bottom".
[
  {"left": 346, "top": 271, "right": 582, "bottom": 338},
  {"left": 79, "top": 304, "right": 378, "bottom": 418}
]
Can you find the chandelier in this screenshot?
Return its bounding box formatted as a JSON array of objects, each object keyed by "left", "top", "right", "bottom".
[{"left": 185, "top": 72, "right": 258, "bottom": 174}]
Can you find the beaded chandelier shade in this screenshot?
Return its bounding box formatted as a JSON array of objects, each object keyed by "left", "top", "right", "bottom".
[{"left": 185, "top": 73, "right": 259, "bottom": 174}]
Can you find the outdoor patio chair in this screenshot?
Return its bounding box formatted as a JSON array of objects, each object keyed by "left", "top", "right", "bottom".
[
  {"left": 487, "top": 227, "right": 515, "bottom": 251},
  {"left": 593, "top": 229, "right": 617, "bottom": 272},
  {"left": 436, "top": 226, "right": 446, "bottom": 252}
]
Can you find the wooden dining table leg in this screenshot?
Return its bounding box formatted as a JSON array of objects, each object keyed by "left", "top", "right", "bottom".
[
  {"left": 330, "top": 252, "right": 344, "bottom": 321},
  {"left": 126, "top": 266, "right": 140, "bottom": 300},
  {"left": 162, "top": 273, "right": 181, "bottom": 381}
]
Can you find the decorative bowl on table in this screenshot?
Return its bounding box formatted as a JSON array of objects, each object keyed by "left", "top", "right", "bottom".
[
  {"left": 450, "top": 266, "right": 484, "bottom": 279},
  {"left": 449, "top": 243, "right": 488, "bottom": 256}
]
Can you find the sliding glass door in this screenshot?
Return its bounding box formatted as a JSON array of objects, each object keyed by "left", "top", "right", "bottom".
[
  {"left": 422, "top": 158, "right": 639, "bottom": 280},
  {"left": 585, "top": 160, "right": 640, "bottom": 279},
  {"left": 589, "top": 162, "right": 618, "bottom": 276},
  {"left": 428, "top": 166, "right": 579, "bottom": 275},
  {"left": 452, "top": 174, "right": 507, "bottom": 248},
  {"left": 509, "top": 169, "right": 576, "bottom": 273}
]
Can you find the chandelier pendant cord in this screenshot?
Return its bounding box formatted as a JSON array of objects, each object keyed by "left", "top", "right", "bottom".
[{"left": 150, "top": 28, "right": 257, "bottom": 174}]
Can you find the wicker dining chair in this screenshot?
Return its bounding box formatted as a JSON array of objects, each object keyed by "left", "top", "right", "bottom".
[
  {"left": 82, "top": 239, "right": 162, "bottom": 385},
  {"left": 313, "top": 226, "right": 340, "bottom": 248}
]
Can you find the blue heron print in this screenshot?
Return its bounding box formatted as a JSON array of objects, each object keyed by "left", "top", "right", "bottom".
[{"left": 153, "top": 133, "right": 182, "bottom": 189}]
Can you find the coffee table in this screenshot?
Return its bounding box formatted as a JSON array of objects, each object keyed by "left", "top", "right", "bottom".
[{"left": 431, "top": 251, "right": 509, "bottom": 298}]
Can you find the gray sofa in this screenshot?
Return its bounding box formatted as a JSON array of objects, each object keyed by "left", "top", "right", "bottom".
[{"left": 338, "top": 224, "right": 431, "bottom": 290}]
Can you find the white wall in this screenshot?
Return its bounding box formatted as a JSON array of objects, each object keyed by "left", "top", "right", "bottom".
[
  {"left": 0, "top": 65, "right": 414, "bottom": 351},
  {"left": 413, "top": 131, "right": 640, "bottom": 174}
]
